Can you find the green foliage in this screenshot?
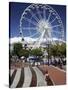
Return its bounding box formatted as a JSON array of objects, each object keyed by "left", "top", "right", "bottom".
[
  {"left": 57, "top": 43, "right": 66, "bottom": 57},
  {"left": 50, "top": 44, "right": 58, "bottom": 57},
  {"left": 46, "top": 43, "right": 66, "bottom": 58},
  {"left": 11, "top": 42, "right": 66, "bottom": 60},
  {"left": 13, "top": 42, "right": 22, "bottom": 57},
  {"left": 30, "top": 48, "right": 43, "bottom": 57},
  {"left": 12, "top": 42, "right": 29, "bottom": 58},
  {"left": 18, "top": 49, "right": 29, "bottom": 58}
]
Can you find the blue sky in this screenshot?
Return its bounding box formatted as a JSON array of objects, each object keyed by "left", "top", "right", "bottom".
[{"left": 9, "top": 2, "right": 66, "bottom": 40}]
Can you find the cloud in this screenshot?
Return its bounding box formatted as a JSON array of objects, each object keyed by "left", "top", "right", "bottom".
[
  {"left": 10, "top": 37, "right": 22, "bottom": 44},
  {"left": 10, "top": 36, "right": 65, "bottom": 44},
  {"left": 9, "top": 37, "right": 37, "bottom": 44}
]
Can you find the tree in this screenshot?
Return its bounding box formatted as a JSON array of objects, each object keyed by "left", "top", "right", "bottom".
[
  {"left": 58, "top": 43, "right": 66, "bottom": 57},
  {"left": 30, "top": 48, "right": 43, "bottom": 63},
  {"left": 13, "top": 42, "right": 22, "bottom": 58},
  {"left": 45, "top": 44, "right": 58, "bottom": 65},
  {"left": 46, "top": 43, "right": 66, "bottom": 66},
  {"left": 57, "top": 43, "right": 66, "bottom": 65},
  {"left": 50, "top": 44, "right": 58, "bottom": 59},
  {"left": 18, "top": 49, "right": 29, "bottom": 58},
  {"left": 30, "top": 48, "right": 43, "bottom": 57}
]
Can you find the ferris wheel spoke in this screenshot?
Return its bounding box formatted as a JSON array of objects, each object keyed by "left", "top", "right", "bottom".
[
  {"left": 29, "top": 28, "right": 32, "bottom": 37},
  {"left": 52, "top": 24, "right": 61, "bottom": 28},
  {"left": 23, "top": 17, "right": 37, "bottom": 26},
  {"left": 22, "top": 27, "right": 37, "bottom": 30},
  {"left": 28, "top": 10, "right": 40, "bottom": 23},
  {"left": 54, "top": 32, "right": 60, "bottom": 37},
  {"left": 52, "top": 31, "right": 61, "bottom": 34},
  {"left": 35, "top": 5, "right": 42, "bottom": 20},
  {"left": 33, "top": 34, "right": 42, "bottom": 47},
  {"left": 50, "top": 17, "right": 57, "bottom": 24},
  {"left": 31, "top": 12, "right": 40, "bottom": 23},
  {"left": 36, "top": 30, "right": 46, "bottom": 47},
  {"left": 43, "top": 6, "right": 46, "bottom": 20},
  {"left": 30, "top": 31, "right": 40, "bottom": 38},
  {"left": 47, "top": 11, "right": 52, "bottom": 22}
]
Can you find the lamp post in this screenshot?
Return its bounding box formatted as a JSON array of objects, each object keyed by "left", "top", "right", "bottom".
[
  {"left": 48, "top": 43, "right": 49, "bottom": 66},
  {"left": 46, "top": 41, "right": 50, "bottom": 66}
]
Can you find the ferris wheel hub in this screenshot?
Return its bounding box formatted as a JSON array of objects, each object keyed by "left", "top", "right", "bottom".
[{"left": 38, "top": 19, "right": 52, "bottom": 33}]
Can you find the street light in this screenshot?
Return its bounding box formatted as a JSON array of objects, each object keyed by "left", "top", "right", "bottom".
[{"left": 46, "top": 41, "right": 50, "bottom": 66}]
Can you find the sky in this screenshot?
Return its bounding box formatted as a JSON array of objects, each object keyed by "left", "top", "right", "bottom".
[{"left": 9, "top": 2, "right": 66, "bottom": 40}]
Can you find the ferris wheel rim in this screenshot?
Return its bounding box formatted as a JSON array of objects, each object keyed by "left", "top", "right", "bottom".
[{"left": 20, "top": 4, "right": 65, "bottom": 43}]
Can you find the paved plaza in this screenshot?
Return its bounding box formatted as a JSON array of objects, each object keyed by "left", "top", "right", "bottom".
[{"left": 9, "top": 65, "right": 66, "bottom": 88}]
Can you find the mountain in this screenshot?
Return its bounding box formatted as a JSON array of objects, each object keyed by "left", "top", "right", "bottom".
[{"left": 10, "top": 36, "right": 65, "bottom": 44}]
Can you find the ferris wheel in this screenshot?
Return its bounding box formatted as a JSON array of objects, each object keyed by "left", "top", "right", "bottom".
[{"left": 20, "top": 4, "right": 64, "bottom": 48}]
